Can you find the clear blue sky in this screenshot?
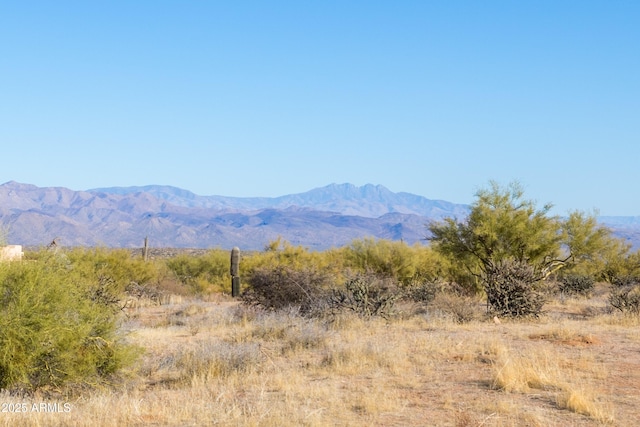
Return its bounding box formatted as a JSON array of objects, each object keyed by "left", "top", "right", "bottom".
[{"left": 1, "top": 1, "right": 638, "bottom": 216}]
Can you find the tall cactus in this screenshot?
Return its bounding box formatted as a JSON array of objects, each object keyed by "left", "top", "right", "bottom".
[{"left": 230, "top": 247, "right": 241, "bottom": 297}]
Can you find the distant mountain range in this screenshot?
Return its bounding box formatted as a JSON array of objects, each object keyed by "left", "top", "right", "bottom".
[
  {"left": 88, "top": 183, "right": 470, "bottom": 218},
  {"left": 0, "top": 181, "right": 638, "bottom": 250}
]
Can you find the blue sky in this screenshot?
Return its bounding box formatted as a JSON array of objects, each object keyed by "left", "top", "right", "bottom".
[{"left": 1, "top": 1, "right": 638, "bottom": 215}]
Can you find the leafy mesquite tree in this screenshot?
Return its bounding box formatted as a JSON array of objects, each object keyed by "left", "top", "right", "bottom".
[
  {"left": 429, "top": 182, "right": 566, "bottom": 279},
  {"left": 561, "top": 210, "right": 632, "bottom": 281},
  {"left": 428, "top": 181, "right": 616, "bottom": 316}
]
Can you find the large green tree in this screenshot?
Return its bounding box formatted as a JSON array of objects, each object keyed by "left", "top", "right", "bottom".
[
  {"left": 429, "top": 181, "right": 628, "bottom": 315},
  {"left": 559, "top": 209, "right": 639, "bottom": 283},
  {"left": 428, "top": 181, "right": 568, "bottom": 282}
]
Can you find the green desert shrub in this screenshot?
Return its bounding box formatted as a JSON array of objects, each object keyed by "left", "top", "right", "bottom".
[
  {"left": 245, "top": 239, "right": 338, "bottom": 272},
  {"left": 338, "top": 238, "right": 446, "bottom": 286},
  {"left": 67, "top": 247, "right": 159, "bottom": 293},
  {"left": 166, "top": 249, "right": 230, "bottom": 294},
  {"left": 0, "top": 251, "right": 138, "bottom": 393}
]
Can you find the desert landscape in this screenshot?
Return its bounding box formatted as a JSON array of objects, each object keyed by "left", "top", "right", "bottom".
[
  {"left": 1, "top": 284, "right": 639, "bottom": 427},
  {"left": 2, "top": 183, "right": 640, "bottom": 426},
  {"left": 4, "top": 2, "right": 639, "bottom": 425}
]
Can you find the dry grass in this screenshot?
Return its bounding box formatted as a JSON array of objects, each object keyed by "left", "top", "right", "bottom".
[
  {"left": 2, "top": 290, "right": 640, "bottom": 426},
  {"left": 556, "top": 388, "right": 615, "bottom": 423}
]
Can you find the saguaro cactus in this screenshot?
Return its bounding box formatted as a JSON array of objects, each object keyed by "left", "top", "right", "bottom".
[
  {"left": 142, "top": 236, "right": 149, "bottom": 261},
  {"left": 230, "top": 247, "right": 241, "bottom": 297}
]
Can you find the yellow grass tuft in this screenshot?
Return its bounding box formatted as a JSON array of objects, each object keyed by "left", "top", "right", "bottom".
[
  {"left": 556, "top": 388, "right": 615, "bottom": 423},
  {"left": 489, "top": 338, "right": 615, "bottom": 423},
  {"left": 491, "top": 347, "right": 564, "bottom": 393}
]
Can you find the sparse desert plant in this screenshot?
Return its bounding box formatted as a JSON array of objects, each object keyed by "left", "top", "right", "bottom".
[
  {"left": 483, "top": 259, "right": 546, "bottom": 317},
  {"left": 557, "top": 273, "right": 595, "bottom": 296},
  {"left": 404, "top": 277, "right": 441, "bottom": 304},
  {"left": 428, "top": 292, "right": 479, "bottom": 323},
  {"left": 280, "top": 320, "right": 329, "bottom": 354},
  {"left": 329, "top": 274, "right": 400, "bottom": 318},
  {"left": 528, "top": 324, "right": 601, "bottom": 346},
  {"left": 454, "top": 410, "right": 477, "bottom": 427},
  {"left": 609, "top": 284, "right": 640, "bottom": 315},
  {"left": 610, "top": 273, "right": 640, "bottom": 288},
  {"left": 5, "top": 238, "right": 640, "bottom": 425},
  {"left": 234, "top": 308, "right": 330, "bottom": 355},
  {"left": 241, "top": 264, "right": 333, "bottom": 315},
  {"left": 600, "top": 244, "right": 640, "bottom": 284},
  {"left": 176, "top": 341, "right": 262, "bottom": 383},
  {"left": 245, "top": 238, "right": 339, "bottom": 274},
  {"left": 318, "top": 326, "right": 400, "bottom": 375},
  {"left": 124, "top": 281, "right": 166, "bottom": 307},
  {"left": 3, "top": 288, "right": 637, "bottom": 426}
]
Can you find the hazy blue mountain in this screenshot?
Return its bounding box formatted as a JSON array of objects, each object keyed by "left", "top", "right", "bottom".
[
  {"left": 598, "top": 216, "right": 640, "bottom": 226},
  {"left": 89, "top": 182, "right": 470, "bottom": 219},
  {"left": 1, "top": 181, "right": 638, "bottom": 250},
  {"left": 1, "top": 181, "right": 464, "bottom": 249}
]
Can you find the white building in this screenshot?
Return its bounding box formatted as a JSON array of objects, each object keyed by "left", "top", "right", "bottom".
[{"left": 0, "top": 245, "right": 24, "bottom": 261}]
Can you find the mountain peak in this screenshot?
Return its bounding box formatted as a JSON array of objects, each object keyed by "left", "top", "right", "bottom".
[
  {"left": 1, "top": 181, "right": 39, "bottom": 191},
  {"left": 316, "top": 183, "right": 391, "bottom": 198},
  {"left": 325, "top": 182, "right": 388, "bottom": 191}
]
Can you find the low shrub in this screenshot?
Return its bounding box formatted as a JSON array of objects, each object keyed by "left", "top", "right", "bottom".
[
  {"left": 609, "top": 285, "right": 640, "bottom": 315},
  {"left": 329, "top": 274, "right": 400, "bottom": 318},
  {"left": 404, "top": 278, "right": 442, "bottom": 304},
  {"left": 125, "top": 281, "right": 166, "bottom": 305},
  {"left": 610, "top": 274, "right": 640, "bottom": 288},
  {"left": 483, "top": 259, "right": 546, "bottom": 318},
  {"left": 165, "top": 250, "right": 230, "bottom": 294},
  {"left": 429, "top": 293, "right": 479, "bottom": 323},
  {"left": 557, "top": 274, "right": 595, "bottom": 296},
  {"left": 241, "top": 265, "right": 333, "bottom": 315},
  {"left": 67, "top": 247, "right": 159, "bottom": 293}
]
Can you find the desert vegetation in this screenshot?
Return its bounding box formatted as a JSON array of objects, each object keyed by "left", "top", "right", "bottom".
[{"left": 1, "top": 182, "right": 640, "bottom": 426}]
